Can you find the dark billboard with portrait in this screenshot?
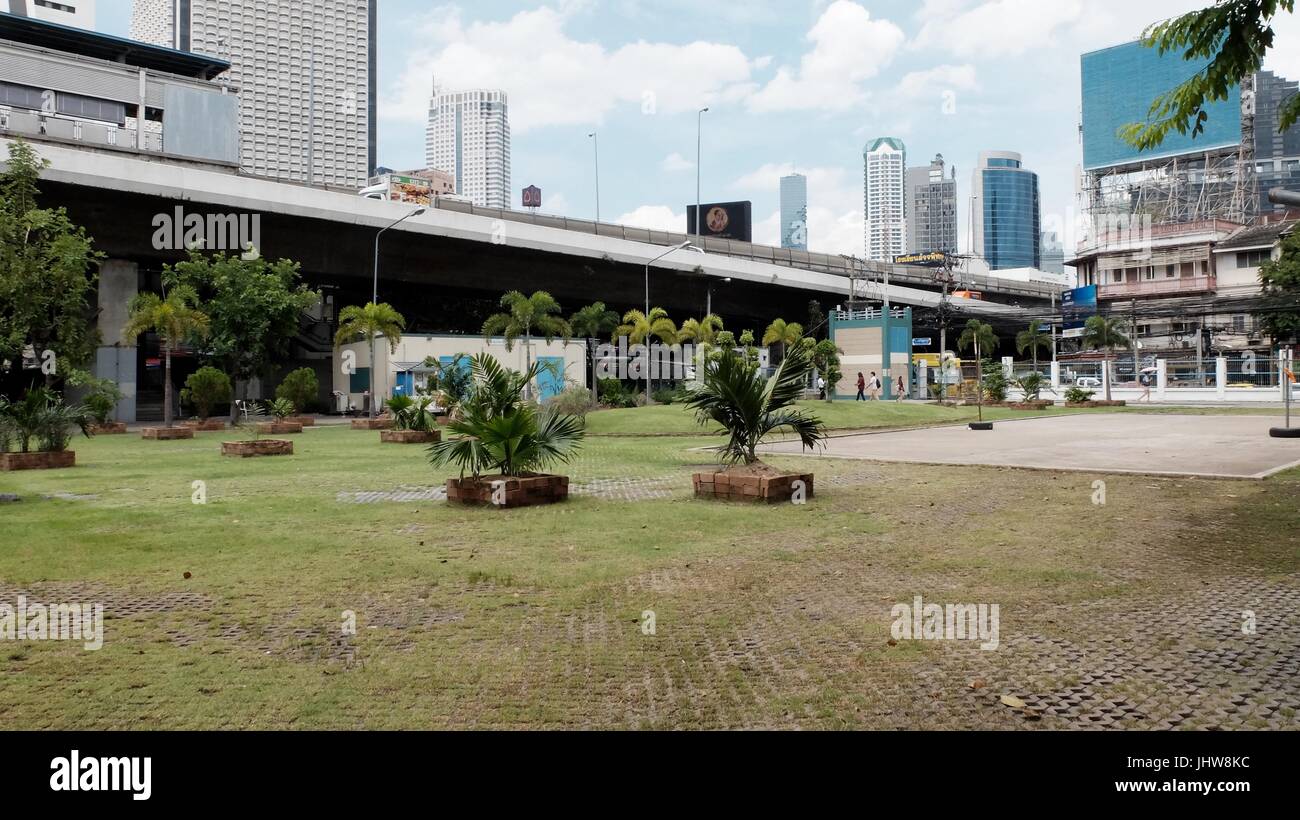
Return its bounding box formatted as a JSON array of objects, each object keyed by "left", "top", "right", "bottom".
[{"left": 686, "top": 201, "right": 752, "bottom": 242}]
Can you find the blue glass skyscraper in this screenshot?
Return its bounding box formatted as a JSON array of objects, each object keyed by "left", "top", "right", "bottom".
[{"left": 971, "top": 151, "right": 1040, "bottom": 270}]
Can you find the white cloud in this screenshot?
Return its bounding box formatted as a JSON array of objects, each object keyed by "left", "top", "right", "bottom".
[
  {"left": 911, "top": 0, "right": 1084, "bottom": 59},
  {"left": 614, "top": 205, "right": 686, "bottom": 232},
  {"left": 1265, "top": 10, "right": 1300, "bottom": 80},
  {"left": 747, "top": 1, "right": 906, "bottom": 112},
  {"left": 660, "top": 152, "right": 696, "bottom": 172},
  {"left": 897, "top": 64, "right": 980, "bottom": 99},
  {"left": 381, "top": 5, "right": 755, "bottom": 133}
]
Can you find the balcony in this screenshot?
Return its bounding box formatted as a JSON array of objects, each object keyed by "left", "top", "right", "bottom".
[{"left": 1100, "top": 274, "right": 1215, "bottom": 299}]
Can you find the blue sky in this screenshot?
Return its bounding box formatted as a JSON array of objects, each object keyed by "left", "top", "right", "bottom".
[{"left": 96, "top": 0, "right": 1300, "bottom": 256}]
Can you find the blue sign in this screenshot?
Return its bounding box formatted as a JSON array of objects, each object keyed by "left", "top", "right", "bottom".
[
  {"left": 911, "top": 337, "right": 932, "bottom": 347},
  {"left": 1061, "top": 285, "right": 1098, "bottom": 334}
]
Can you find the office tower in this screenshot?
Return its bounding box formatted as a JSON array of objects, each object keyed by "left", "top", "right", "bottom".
[
  {"left": 905, "top": 153, "right": 957, "bottom": 255},
  {"left": 972, "top": 150, "right": 1040, "bottom": 270},
  {"left": 426, "top": 85, "right": 512, "bottom": 209},
  {"left": 863, "top": 137, "right": 906, "bottom": 261},
  {"left": 1253, "top": 70, "right": 1300, "bottom": 216},
  {"left": 129, "top": 0, "right": 377, "bottom": 188},
  {"left": 2, "top": 0, "right": 95, "bottom": 29},
  {"left": 780, "top": 173, "right": 808, "bottom": 250},
  {"left": 1040, "top": 231, "right": 1065, "bottom": 275}
]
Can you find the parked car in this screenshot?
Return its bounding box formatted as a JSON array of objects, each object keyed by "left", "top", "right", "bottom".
[{"left": 1074, "top": 377, "right": 1101, "bottom": 388}]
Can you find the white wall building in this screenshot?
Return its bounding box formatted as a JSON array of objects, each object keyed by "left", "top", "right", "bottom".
[
  {"left": 863, "top": 137, "right": 906, "bottom": 262},
  {"left": 426, "top": 86, "right": 511, "bottom": 210},
  {"left": 3, "top": 0, "right": 95, "bottom": 29},
  {"left": 129, "top": 0, "right": 376, "bottom": 188}
]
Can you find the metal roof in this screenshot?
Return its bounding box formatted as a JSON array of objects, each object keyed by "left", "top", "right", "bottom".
[{"left": 0, "top": 11, "right": 230, "bottom": 80}]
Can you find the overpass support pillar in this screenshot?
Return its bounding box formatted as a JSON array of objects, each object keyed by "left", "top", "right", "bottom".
[
  {"left": 1050, "top": 360, "right": 1060, "bottom": 391},
  {"left": 1157, "top": 359, "right": 1167, "bottom": 399},
  {"left": 95, "top": 259, "right": 139, "bottom": 423},
  {"left": 1216, "top": 357, "right": 1227, "bottom": 399}
]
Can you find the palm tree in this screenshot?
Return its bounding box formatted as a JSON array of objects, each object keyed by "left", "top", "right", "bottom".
[
  {"left": 762, "top": 318, "right": 804, "bottom": 364},
  {"left": 482, "top": 290, "right": 570, "bottom": 400},
  {"left": 1082, "top": 315, "right": 1131, "bottom": 402},
  {"left": 569, "top": 301, "right": 620, "bottom": 403},
  {"left": 1015, "top": 321, "right": 1052, "bottom": 375},
  {"left": 678, "top": 314, "right": 725, "bottom": 348},
  {"left": 958, "top": 318, "right": 997, "bottom": 422},
  {"left": 122, "top": 285, "right": 209, "bottom": 427},
  {"left": 616, "top": 307, "right": 678, "bottom": 404},
  {"left": 684, "top": 340, "right": 826, "bottom": 464},
  {"left": 334, "top": 302, "right": 406, "bottom": 418}
]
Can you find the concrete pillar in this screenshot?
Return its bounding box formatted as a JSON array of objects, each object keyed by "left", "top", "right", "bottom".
[
  {"left": 1157, "top": 358, "right": 1167, "bottom": 399},
  {"left": 1002, "top": 356, "right": 1013, "bottom": 379},
  {"left": 1102, "top": 360, "right": 1110, "bottom": 397},
  {"left": 1050, "top": 360, "right": 1061, "bottom": 391},
  {"left": 94, "top": 259, "right": 139, "bottom": 422},
  {"left": 1282, "top": 350, "right": 1292, "bottom": 401},
  {"left": 917, "top": 360, "right": 928, "bottom": 400},
  {"left": 1216, "top": 356, "right": 1227, "bottom": 399}
]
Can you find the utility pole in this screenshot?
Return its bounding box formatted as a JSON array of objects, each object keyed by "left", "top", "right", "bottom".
[{"left": 1131, "top": 298, "right": 1139, "bottom": 385}]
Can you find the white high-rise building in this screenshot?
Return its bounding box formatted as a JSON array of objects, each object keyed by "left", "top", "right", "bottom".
[
  {"left": 426, "top": 86, "right": 511, "bottom": 209},
  {"left": 780, "top": 173, "right": 808, "bottom": 250},
  {"left": 863, "top": 137, "right": 907, "bottom": 261},
  {"left": 2, "top": 0, "right": 96, "bottom": 30},
  {"left": 129, "top": 0, "right": 376, "bottom": 188}
]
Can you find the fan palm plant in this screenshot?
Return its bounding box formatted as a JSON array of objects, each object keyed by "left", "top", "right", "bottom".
[
  {"left": 427, "top": 353, "right": 584, "bottom": 479},
  {"left": 678, "top": 314, "right": 725, "bottom": 380},
  {"left": 482, "top": 290, "right": 571, "bottom": 401},
  {"left": 0, "top": 389, "right": 90, "bottom": 452},
  {"left": 569, "top": 301, "right": 620, "bottom": 403},
  {"left": 958, "top": 319, "right": 998, "bottom": 422},
  {"left": 762, "top": 318, "right": 804, "bottom": 364},
  {"left": 122, "top": 285, "right": 210, "bottom": 427},
  {"left": 684, "top": 341, "right": 826, "bottom": 465},
  {"left": 334, "top": 302, "right": 406, "bottom": 418},
  {"left": 1082, "top": 315, "right": 1132, "bottom": 402},
  {"left": 1015, "top": 321, "right": 1052, "bottom": 374}
]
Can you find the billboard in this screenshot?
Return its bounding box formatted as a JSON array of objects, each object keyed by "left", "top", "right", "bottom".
[
  {"left": 522, "top": 185, "right": 542, "bottom": 208},
  {"left": 1061, "top": 285, "right": 1098, "bottom": 338},
  {"left": 894, "top": 251, "right": 947, "bottom": 267},
  {"left": 686, "top": 201, "right": 752, "bottom": 242},
  {"left": 1081, "top": 41, "right": 1241, "bottom": 170}
]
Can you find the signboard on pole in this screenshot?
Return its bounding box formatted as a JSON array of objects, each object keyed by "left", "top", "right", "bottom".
[{"left": 1061, "top": 285, "right": 1097, "bottom": 339}]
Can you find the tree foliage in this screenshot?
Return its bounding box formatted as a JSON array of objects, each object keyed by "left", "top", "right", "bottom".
[
  {"left": 0, "top": 140, "right": 102, "bottom": 383},
  {"left": 275, "top": 367, "right": 319, "bottom": 413},
  {"left": 164, "top": 249, "right": 319, "bottom": 390},
  {"left": 1122, "top": 1, "right": 1297, "bottom": 151},
  {"left": 1258, "top": 228, "right": 1300, "bottom": 341}
]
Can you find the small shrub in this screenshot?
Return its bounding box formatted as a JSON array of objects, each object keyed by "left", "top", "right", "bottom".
[
  {"left": 547, "top": 385, "right": 596, "bottom": 420},
  {"left": 276, "top": 367, "right": 319, "bottom": 414},
  {"left": 265, "top": 398, "right": 295, "bottom": 420},
  {"left": 651, "top": 388, "right": 678, "bottom": 405},
  {"left": 598, "top": 378, "right": 636, "bottom": 408},
  {"left": 182, "top": 367, "right": 233, "bottom": 420},
  {"left": 1014, "top": 372, "right": 1048, "bottom": 402},
  {"left": 981, "top": 362, "right": 1009, "bottom": 403},
  {"left": 67, "top": 370, "right": 124, "bottom": 424},
  {"left": 1064, "top": 386, "right": 1095, "bottom": 404}
]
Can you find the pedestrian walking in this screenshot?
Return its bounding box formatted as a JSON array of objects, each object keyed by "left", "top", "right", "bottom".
[
  {"left": 895, "top": 375, "right": 906, "bottom": 403},
  {"left": 856, "top": 372, "right": 866, "bottom": 401}
]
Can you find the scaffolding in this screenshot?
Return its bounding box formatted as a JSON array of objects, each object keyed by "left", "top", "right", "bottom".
[{"left": 1081, "top": 78, "right": 1258, "bottom": 226}]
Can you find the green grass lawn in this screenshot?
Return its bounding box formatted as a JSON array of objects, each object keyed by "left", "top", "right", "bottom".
[{"left": 1, "top": 417, "right": 1296, "bottom": 729}]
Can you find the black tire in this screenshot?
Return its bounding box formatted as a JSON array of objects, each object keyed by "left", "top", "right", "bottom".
[
  {"left": 1270, "top": 427, "right": 1300, "bottom": 438},
  {"left": 969, "top": 422, "right": 994, "bottom": 431}
]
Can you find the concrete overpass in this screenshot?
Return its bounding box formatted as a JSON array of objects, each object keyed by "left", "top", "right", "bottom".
[{"left": 4, "top": 137, "right": 1048, "bottom": 419}]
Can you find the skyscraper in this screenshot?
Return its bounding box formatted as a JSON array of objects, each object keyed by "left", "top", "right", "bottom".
[
  {"left": 780, "top": 173, "right": 808, "bottom": 250},
  {"left": 1253, "top": 70, "right": 1300, "bottom": 216},
  {"left": 863, "top": 137, "right": 906, "bottom": 261},
  {"left": 426, "top": 86, "right": 512, "bottom": 210},
  {"left": 129, "top": 0, "right": 377, "bottom": 188},
  {"left": 2, "top": 0, "right": 96, "bottom": 29},
  {"left": 1040, "top": 231, "right": 1065, "bottom": 275},
  {"left": 972, "top": 150, "right": 1040, "bottom": 270},
  {"left": 905, "top": 153, "right": 957, "bottom": 255}
]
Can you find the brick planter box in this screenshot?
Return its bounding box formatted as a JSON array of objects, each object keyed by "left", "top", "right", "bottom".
[
  {"left": 288, "top": 416, "right": 315, "bottom": 427},
  {"left": 141, "top": 427, "right": 194, "bottom": 440},
  {"left": 1, "top": 450, "right": 76, "bottom": 471},
  {"left": 693, "top": 470, "right": 814, "bottom": 503},
  {"left": 182, "top": 419, "right": 227, "bottom": 431},
  {"left": 221, "top": 439, "right": 293, "bottom": 458},
  {"left": 88, "top": 422, "right": 127, "bottom": 435},
  {"left": 256, "top": 421, "right": 303, "bottom": 435},
  {"left": 380, "top": 430, "right": 441, "bottom": 444},
  {"left": 1065, "top": 400, "right": 1127, "bottom": 408},
  {"left": 1001, "top": 401, "right": 1054, "bottom": 410},
  {"left": 445, "top": 473, "right": 569, "bottom": 508},
  {"left": 436, "top": 415, "right": 451, "bottom": 426},
  {"left": 351, "top": 418, "right": 393, "bottom": 430}
]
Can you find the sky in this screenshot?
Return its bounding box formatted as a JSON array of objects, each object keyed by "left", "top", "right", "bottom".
[{"left": 95, "top": 0, "right": 1300, "bottom": 257}]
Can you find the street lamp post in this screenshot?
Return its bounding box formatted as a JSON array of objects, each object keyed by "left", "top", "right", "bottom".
[
  {"left": 588, "top": 132, "right": 600, "bottom": 226},
  {"left": 372, "top": 207, "right": 426, "bottom": 304},
  {"left": 695, "top": 107, "right": 708, "bottom": 238},
  {"left": 643, "top": 240, "right": 702, "bottom": 404}
]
